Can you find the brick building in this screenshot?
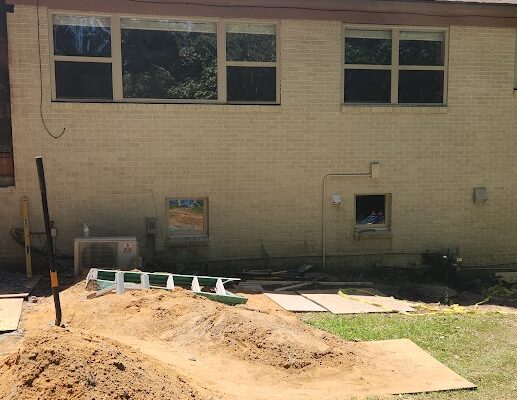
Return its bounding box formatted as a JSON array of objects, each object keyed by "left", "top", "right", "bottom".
[{"left": 0, "top": 0, "right": 516, "bottom": 271}]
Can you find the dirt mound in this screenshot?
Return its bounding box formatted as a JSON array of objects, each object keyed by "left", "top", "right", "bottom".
[
  {"left": 158, "top": 298, "right": 345, "bottom": 369},
  {"left": 58, "top": 287, "right": 353, "bottom": 371},
  {"left": 0, "top": 327, "right": 212, "bottom": 400}
]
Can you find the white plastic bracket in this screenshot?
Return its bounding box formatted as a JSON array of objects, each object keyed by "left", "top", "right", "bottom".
[
  {"left": 191, "top": 276, "right": 201, "bottom": 292},
  {"left": 141, "top": 273, "right": 150, "bottom": 289},
  {"left": 115, "top": 271, "right": 125, "bottom": 295},
  {"left": 166, "top": 275, "right": 175, "bottom": 290},
  {"left": 215, "top": 278, "right": 226, "bottom": 295},
  {"left": 86, "top": 268, "right": 98, "bottom": 283}
]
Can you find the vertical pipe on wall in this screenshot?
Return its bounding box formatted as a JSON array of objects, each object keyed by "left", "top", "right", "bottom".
[{"left": 321, "top": 163, "right": 379, "bottom": 269}]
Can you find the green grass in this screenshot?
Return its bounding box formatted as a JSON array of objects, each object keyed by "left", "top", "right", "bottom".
[{"left": 304, "top": 312, "right": 517, "bottom": 400}]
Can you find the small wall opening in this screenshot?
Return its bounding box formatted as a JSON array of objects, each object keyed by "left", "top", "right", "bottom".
[{"left": 355, "top": 194, "right": 388, "bottom": 226}]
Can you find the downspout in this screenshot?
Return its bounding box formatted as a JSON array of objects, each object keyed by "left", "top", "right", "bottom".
[{"left": 321, "top": 162, "right": 380, "bottom": 269}]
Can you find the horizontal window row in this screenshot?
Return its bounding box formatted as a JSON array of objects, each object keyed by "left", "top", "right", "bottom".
[
  {"left": 52, "top": 15, "right": 278, "bottom": 103},
  {"left": 50, "top": 14, "right": 449, "bottom": 105}
]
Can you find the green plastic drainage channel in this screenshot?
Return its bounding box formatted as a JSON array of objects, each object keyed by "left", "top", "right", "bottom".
[
  {"left": 93, "top": 270, "right": 248, "bottom": 305},
  {"left": 95, "top": 270, "right": 240, "bottom": 287}
]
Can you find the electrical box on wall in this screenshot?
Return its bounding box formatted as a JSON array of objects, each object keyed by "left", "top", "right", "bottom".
[
  {"left": 473, "top": 187, "right": 488, "bottom": 203},
  {"left": 331, "top": 193, "right": 342, "bottom": 205},
  {"left": 370, "top": 162, "right": 380, "bottom": 179},
  {"left": 146, "top": 217, "right": 157, "bottom": 234}
]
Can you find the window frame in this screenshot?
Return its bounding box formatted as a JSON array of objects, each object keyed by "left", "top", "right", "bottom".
[
  {"left": 224, "top": 21, "right": 280, "bottom": 104},
  {"left": 166, "top": 196, "right": 209, "bottom": 238},
  {"left": 48, "top": 10, "right": 281, "bottom": 104},
  {"left": 354, "top": 193, "right": 391, "bottom": 230},
  {"left": 342, "top": 24, "right": 449, "bottom": 106},
  {"left": 49, "top": 11, "right": 115, "bottom": 101}
]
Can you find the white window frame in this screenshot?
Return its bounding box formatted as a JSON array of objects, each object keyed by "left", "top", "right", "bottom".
[
  {"left": 354, "top": 193, "right": 391, "bottom": 230},
  {"left": 48, "top": 10, "right": 280, "bottom": 105},
  {"left": 342, "top": 24, "right": 449, "bottom": 106}
]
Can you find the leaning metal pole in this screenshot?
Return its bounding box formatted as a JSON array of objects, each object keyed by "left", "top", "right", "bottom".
[{"left": 36, "top": 156, "right": 62, "bottom": 326}]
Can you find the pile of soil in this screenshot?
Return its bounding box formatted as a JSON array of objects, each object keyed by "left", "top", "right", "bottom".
[
  {"left": 59, "top": 288, "right": 353, "bottom": 371},
  {"left": 0, "top": 327, "right": 212, "bottom": 400}
]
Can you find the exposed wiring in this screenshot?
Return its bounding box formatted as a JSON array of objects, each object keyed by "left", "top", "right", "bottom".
[
  {"left": 36, "top": 0, "right": 66, "bottom": 139},
  {"left": 123, "top": 0, "right": 517, "bottom": 20},
  {"left": 10, "top": 228, "right": 73, "bottom": 260}
]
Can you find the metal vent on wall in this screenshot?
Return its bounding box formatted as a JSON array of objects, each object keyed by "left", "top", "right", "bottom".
[{"left": 79, "top": 242, "right": 117, "bottom": 269}]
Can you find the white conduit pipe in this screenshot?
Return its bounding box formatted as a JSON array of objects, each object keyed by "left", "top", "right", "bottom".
[{"left": 322, "top": 163, "right": 380, "bottom": 269}]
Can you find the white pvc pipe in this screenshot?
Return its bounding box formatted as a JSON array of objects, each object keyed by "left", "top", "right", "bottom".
[{"left": 321, "top": 163, "right": 379, "bottom": 269}]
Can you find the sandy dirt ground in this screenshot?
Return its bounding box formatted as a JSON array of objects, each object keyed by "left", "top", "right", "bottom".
[{"left": 0, "top": 282, "right": 474, "bottom": 399}]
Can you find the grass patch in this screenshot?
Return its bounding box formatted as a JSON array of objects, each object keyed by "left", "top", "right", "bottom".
[{"left": 304, "top": 312, "right": 517, "bottom": 399}]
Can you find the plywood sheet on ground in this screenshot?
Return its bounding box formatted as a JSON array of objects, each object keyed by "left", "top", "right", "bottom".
[
  {"left": 0, "top": 298, "right": 23, "bottom": 332},
  {"left": 344, "top": 294, "right": 415, "bottom": 312},
  {"left": 0, "top": 293, "right": 30, "bottom": 299},
  {"left": 354, "top": 339, "right": 476, "bottom": 394},
  {"left": 301, "top": 293, "right": 386, "bottom": 314},
  {"left": 264, "top": 293, "right": 327, "bottom": 312}
]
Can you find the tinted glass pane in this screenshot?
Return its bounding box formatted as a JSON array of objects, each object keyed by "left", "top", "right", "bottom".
[
  {"left": 53, "top": 15, "right": 111, "bottom": 57},
  {"left": 344, "top": 69, "right": 391, "bottom": 103},
  {"left": 122, "top": 29, "right": 217, "bottom": 100},
  {"left": 227, "top": 33, "right": 276, "bottom": 62},
  {"left": 55, "top": 61, "right": 113, "bottom": 99},
  {"left": 398, "top": 71, "right": 444, "bottom": 104},
  {"left": 227, "top": 67, "right": 276, "bottom": 102},
  {"left": 400, "top": 41, "right": 444, "bottom": 66},
  {"left": 356, "top": 195, "right": 386, "bottom": 225},
  {"left": 226, "top": 23, "right": 276, "bottom": 62},
  {"left": 345, "top": 30, "right": 391, "bottom": 65}
]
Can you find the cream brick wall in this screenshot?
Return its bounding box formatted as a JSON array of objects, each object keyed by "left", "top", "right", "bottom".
[{"left": 1, "top": 5, "right": 516, "bottom": 270}]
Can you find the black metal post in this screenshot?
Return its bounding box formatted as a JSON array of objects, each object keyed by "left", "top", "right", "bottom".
[{"left": 36, "top": 156, "right": 62, "bottom": 326}]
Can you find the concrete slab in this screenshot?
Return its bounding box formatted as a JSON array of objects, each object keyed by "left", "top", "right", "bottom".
[
  {"left": 301, "top": 293, "right": 386, "bottom": 314},
  {"left": 264, "top": 293, "right": 327, "bottom": 312},
  {"left": 0, "top": 298, "right": 23, "bottom": 332}
]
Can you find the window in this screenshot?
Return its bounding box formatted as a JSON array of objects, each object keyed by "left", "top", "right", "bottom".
[
  {"left": 226, "top": 23, "right": 278, "bottom": 103},
  {"left": 355, "top": 194, "right": 390, "bottom": 228},
  {"left": 121, "top": 19, "right": 217, "bottom": 100},
  {"left": 344, "top": 27, "right": 447, "bottom": 105},
  {"left": 50, "top": 14, "right": 279, "bottom": 104},
  {"left": 167, "top": 198, "right": 208, "bottom": 237},
  {"left": 52, "top": 15, "right": 113, "bottom": 100}
]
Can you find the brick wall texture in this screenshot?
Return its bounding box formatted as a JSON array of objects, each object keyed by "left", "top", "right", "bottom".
[{"left": 0, "top": 5, "right": 516, "bottom": 269}]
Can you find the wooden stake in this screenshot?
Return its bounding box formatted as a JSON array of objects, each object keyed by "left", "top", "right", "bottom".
[{"left": 36, "top": 156, "right": 62, "bottom": 327}]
